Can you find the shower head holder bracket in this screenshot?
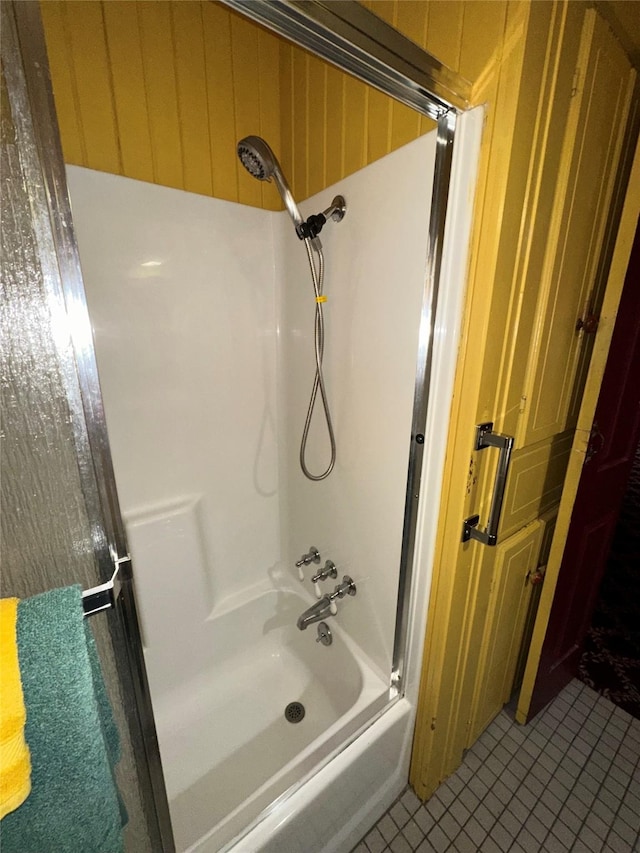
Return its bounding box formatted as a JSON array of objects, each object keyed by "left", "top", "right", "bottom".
[
  {"left": 298, "top": 213, "right": 326, "bottom": 240},
  {"left": 297, "top": 195, "right": 347, "bottom": 241}
]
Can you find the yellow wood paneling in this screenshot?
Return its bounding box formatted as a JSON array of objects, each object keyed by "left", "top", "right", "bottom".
[
  {"left": 102, "top": 2, "right": 154, "bottom": 184},
  {"left": 518, "top": 10, "right": 635, "bottom": 447},
  {"left": 202, "top": 2, "right": 237, "bottom": 204},
  {"left": 426, "top": 1, "right": 464, "bottom": 72},
  {"left": 285, "top": 0, "right": 476, "bottom": 201},
  {"left": 343, "top": 76, "right": 368, "bottom": 180},
  {"left": 412, "top": 0, "right": 637, "bottom": 799},
  {"left": 410, "top": 0, "right": 571, "bottom": 799},
  {"left": 538, "top": 507, "right": 558, "bottom": 569},
  {"left": 324, "top": 65, "right": 345, "bottom": 189},
  {"left": 39, "top": 1, "right": 86, "bottom": 166},
  {"left": 41, "top": 0, "right": 286, "bottom": 207},
  {"left": 41, "top": 0, "right": 497, "bottom": 210},
  {"left": 475, "top": 0, "right": 572, "bottom": 440},
  {"left": 390, "top": 100, "right": 422, "bottom": 155},
  {"left": 137, "top": 1, "right": 183, "bottom": 189},
  {"left": 512, "top": 506, "right": 558, "bottom": 693},
  {"left": 391, "top": 2, "right": 426, "bottom": 149},
  {"left": 367, "top": 88, "right": 392, "bottom": 164},
  {"left": 291, "top": 48, "right": 309, "bottom": 202},
  {"left": 364, "top": 1, "right": 396, "bottom": 28},
  {"left": 230, "top": 14, "right": 262, "bottom": 209},
  {"left": 395, "top": 0, "right": 428, "bottom": 47},
  {"left": 467, "top": 521, "right": 543, "bottom": 744},
  {"left": 306, "top": 55, "right": 327, "bottom": 198},
  {"left": 171, "top": 2, "right": 212, "bottom": 197},
  {"left": 498, "top": 431, "right": 572, "bottom": 541},
  {"left": 279, "top": 43, "right": 294, "bottom": 204},
  {"left": 458, "top": 2, "right": 508, "bottom": 83},
  {"left": 493, "top": 0, "right": 585, "bottom": 443},
  {"left": 256, "top": 29, "right": 283, "bottom": 211},
  {"left": 64, "top": 1, "right": 121, "bottom": 175}
]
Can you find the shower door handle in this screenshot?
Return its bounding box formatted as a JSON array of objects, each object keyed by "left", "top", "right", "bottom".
[{"left": 462, "top": 422, "right": 514, "bottom": 547}]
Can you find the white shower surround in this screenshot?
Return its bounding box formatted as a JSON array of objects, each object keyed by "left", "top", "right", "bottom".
[
  {"left": 67, "top": 107, "right": 482, "bottom": 853},
  {"left": 274, "top": 135, "right": 437, "bottom": 677}
]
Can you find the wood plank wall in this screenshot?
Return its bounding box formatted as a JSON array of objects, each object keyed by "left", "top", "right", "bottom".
[
  {"left": 40, "top": 1, "right": 508, "bottom": 209},
  {"left": 40, "top": 0, "right": 283, "bottom": 209},
  {"left": 283, "top": 0, "right": 509, "bottom": 200}
]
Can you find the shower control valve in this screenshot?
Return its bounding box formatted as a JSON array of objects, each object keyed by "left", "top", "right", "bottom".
[
  {"left": 295, "top": 546, "right": 321, "bottom": 580},
  {"left": 311, "top": 560, "right": 338, "bottom": 598},
  {"left": 329, "top": 575, "right": 357, "bottom": 600},
  {"left": 316, "top": 622, "right": 333, "bottom": 647}
]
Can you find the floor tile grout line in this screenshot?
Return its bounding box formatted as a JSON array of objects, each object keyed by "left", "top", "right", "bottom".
[
  {"left": 486, "top": 683, "right": 624, "bottom": 852},
  {"left": 440, "top": 688, "right": 581, "bottom": 851},
  {"left": 481, "top": 686, "right": 597, "bottom": 851},
  {"left": 356, "top": 681, "right": 639, "bottom": 853},
  {"left": 598, "top": 712, "right": 639, "bottom": 853},
  {"left": 467, "top": 683, "right": 615, "bottom": 852},
  {"left": 521, "top": 682, "right": 625, "bottom": 852},
  {"left": 561, "top": 684, "right": 620, "bottom": 853}
]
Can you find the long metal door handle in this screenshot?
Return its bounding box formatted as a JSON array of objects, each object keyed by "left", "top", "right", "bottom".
[{"left": 462, "top": 422, "right": 514, "bottom": 547}]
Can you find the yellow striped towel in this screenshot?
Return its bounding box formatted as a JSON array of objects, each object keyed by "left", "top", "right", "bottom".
[{"left": 0, "top": 597, "right": 31, "bottom": 820}]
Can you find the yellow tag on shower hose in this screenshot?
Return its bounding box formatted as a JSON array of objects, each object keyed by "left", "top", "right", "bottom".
[{"left": 316, "top": 295, "right": 327, "bottom": 303}]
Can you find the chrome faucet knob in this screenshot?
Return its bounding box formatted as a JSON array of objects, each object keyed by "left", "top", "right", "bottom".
[
  {"left": 295, "top": 546, "right": 320, "bottom": 567},
  {"left": 295, "top": 546, "right": 321, "bottom": 580},
  {"left": 311, "top": 560, "right": 338, "bottom": 584},
  {"left": 311, "top": 560, "right": 338, "bottom": 598},
  {"left": 315, "top": 622, "right": 332, "bottom": 646},
  {"left": 331, "top": 575, "right": 356, "bottom": 599}
]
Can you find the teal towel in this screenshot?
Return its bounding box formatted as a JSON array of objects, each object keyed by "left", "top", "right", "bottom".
[{"left": 0, "top": 586, "right": 126, "bottom": 852}]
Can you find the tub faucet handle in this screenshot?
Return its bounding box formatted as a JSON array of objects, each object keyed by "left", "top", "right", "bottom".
[
  {"left": 330, "top": 575, "right": 357, "bottom": 600},
  {"left": 311, "top": 560, "right": 338, "bottom": 598},
  {"left": 322, "top": 575, "right": 355, "bottom": 616},
  {"left": 295, "top": 546, "right": 321, "bottom": 580}
]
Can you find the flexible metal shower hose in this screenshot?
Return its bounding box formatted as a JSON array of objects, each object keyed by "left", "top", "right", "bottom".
[{"left": 299, "top": 237, "right": 336, "bottom": 480}]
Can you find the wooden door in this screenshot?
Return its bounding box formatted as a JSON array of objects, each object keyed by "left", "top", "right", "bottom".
[
  {"left": 467, "top": 520, "right": 543, "bottom": 745},
  {"left": 525, "top": 222, "right": 640, "bottom": 720},
  {"left": 411, "top": 5, "right": 636, "bottom": 799},
  {"left": 517, "top": 10, "right": 634, "bottom": 449}
]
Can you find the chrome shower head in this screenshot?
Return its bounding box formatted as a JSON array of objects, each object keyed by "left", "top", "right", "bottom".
[
  {"left": 237, "top": 135, "right": 277, "bottom": 181},
  {"left": 237, "top": 135, "right": 305, "bottom": 235}
]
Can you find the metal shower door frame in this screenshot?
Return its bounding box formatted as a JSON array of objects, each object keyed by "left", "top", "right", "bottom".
[
  {"left": 4, "top": 2, "right": 174, "bottom": 850},
  {"left": 10, "top": 0, "right": 472, "bottom": 848}
]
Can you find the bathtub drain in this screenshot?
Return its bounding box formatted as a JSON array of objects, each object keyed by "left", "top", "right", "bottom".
[{"left": 284, "top": 701, "right": 305, "bottom": 724}]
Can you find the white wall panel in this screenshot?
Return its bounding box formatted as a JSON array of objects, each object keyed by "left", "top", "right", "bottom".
[
  {"left": 67, "top": 167, "right": 280, "bottom": 609},
  {"left": 277, "top": 133, "right": 436, "bottom": 676},
  {"left": 68, "top": 131, "right": 436, "bottom": 684}
]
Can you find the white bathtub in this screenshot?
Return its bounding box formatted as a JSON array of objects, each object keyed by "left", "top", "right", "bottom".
[{"left": 144, "top": 587, "right": 390, "bottom": 852}]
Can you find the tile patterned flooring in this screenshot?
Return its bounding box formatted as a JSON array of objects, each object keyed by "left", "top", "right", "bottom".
[{"left": 352, "top": 680, "right": 640, "bottom": 853}]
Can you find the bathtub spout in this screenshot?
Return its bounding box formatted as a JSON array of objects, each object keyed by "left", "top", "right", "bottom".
[{"left": 296, "top": 595, "right": 335, "bottom": 630}]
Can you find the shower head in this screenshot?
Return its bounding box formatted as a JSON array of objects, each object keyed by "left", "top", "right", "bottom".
[
  {"left": 237, "top": 135, "right": 305, "bottom": 235},
  {"left": 237, "top": 135, "right": 277, "bottom": 181}
]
